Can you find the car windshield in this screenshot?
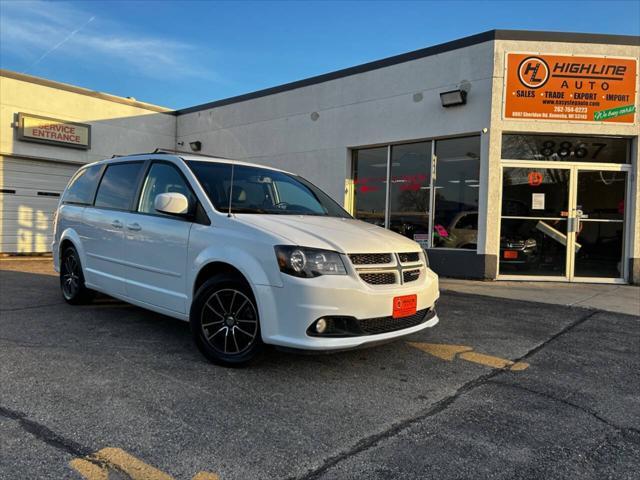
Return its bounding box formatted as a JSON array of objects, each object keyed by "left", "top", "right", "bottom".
[{"left": 188, "top": 161, "right": 351, "bottom": 217}]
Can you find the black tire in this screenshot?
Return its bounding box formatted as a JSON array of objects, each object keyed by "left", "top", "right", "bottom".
[
  {"left": 190, "top": 273, "right": 262, "bottom": 366},
  {"left": 60, "top": 246, "right": 94, "bottom": 304}
]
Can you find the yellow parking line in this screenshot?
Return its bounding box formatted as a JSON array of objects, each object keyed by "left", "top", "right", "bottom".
[
  {"left": 509, "top": 361, "right": 530, "bottom": 371},
  {"left": 68, "top": 458, "right": 108, "bottom": 480},
  {"left": 92, "top": 448, "right": 174, "bottom": 480},
  {"left": 70, "top": 447, "right": 220, "bottom": 480},
  {"left": 406, "top": 342, "right": 473, "bottom": 361},
  {"left": 459, "top": 351, "right": 529, "bottom": 371},
  {"left": 407, "top": 342, "right": 529, "bottom": 371},
  {"left": 192, "top": 472, "right": 220, "bottom": 480}
]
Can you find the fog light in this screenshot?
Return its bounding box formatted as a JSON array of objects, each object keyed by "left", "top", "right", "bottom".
[{"left": 315, "top": 319, "right": 327, "bottom": 334}]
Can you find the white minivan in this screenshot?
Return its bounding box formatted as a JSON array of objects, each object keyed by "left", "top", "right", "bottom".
[{"left": 53, "top": 152, "right": 439, "bottom": 365}]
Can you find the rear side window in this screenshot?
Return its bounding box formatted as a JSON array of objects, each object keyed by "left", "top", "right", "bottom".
[
  {"left": 95, "top": 162, "right": 144, "bottom": 210},
  {"left": 63, "top": 165, "right": 102, "bottom": 205}
]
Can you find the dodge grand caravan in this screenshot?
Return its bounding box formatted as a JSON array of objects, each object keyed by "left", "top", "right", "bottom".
[{"left": 53, "top": 152, "right": 439, "bottom": 365}]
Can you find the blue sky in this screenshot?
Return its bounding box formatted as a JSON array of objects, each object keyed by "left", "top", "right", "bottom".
[{"left": 1, "top": 0, "right": 638, "bottom": 109}]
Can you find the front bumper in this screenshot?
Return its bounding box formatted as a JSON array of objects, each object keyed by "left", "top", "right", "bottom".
[{"left": 254, "top": 268, "right": 440, "bottom": 351}]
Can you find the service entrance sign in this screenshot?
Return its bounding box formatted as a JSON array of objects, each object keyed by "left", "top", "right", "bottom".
[
  {"left": 504, "top": 53, "right": 637, "bottom": 123},
  {"left": 17, "top": 113, "right": 91, "bottom": 149}
]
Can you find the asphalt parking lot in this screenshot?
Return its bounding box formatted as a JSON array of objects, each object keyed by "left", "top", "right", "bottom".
[{"left": 1, "top": 259, "right": 639, "bottom": 480}]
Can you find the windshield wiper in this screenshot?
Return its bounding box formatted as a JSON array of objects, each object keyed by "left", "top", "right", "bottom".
[{"left": 228, "top": 207, "right": 269, "bottom": 214}]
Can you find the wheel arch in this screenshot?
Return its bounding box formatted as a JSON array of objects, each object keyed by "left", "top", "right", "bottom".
[
  {"left": 193, "top": 261, "right": 252, "bottom": 297},
  {"left": 58, "top": 229, "right": 87, "bottom": 270}
]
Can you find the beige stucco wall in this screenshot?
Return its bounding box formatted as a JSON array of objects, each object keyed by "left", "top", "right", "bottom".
[
  {"left": 0, "top": 73, "right": 176, "bottom": 253},
  {"left": 486, "top": 39, "right": 640, "bottom": 276},
  {"left": 0, "top": 74, "right": 176, "bottom": 164}
]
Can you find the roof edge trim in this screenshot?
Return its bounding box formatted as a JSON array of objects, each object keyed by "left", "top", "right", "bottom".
[
  {"left": 0, "top": 69, "right": 172, "bottom": 114},
  {"left": 175, "top": 29, "right": 639, "bottom": 115}
]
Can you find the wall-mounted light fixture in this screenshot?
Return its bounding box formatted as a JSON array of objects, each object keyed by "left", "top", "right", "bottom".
[
  {"left": 439, "top": 89, "right": 467, "bottom": 107},
  {"left": 189, "top": 141, "right": 202, "bottom": 152}
]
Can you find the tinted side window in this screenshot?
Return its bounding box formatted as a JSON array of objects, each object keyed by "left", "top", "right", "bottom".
[
  {"left": 63, "top": 165, "right": 102, "bottom": 205},
  {"left": 138, "top": 163, "right": 196, "bottom": 215},
  {"left": 274, "top": 179, "right": 325, "bottom": 214},
  {"left": 94, "top": 162, "right": 143, "bottom": 210}
]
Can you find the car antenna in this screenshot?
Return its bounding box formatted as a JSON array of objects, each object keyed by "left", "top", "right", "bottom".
[{"left": 227, "top": 163, "right": 235, "bottom": 218}]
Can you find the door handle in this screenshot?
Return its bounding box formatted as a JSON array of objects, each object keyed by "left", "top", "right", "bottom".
[
  {"left": 126, "top": 223, "right": 142, "bottom": 231},
  {"left": 111, "top": 220, "right": 123, "bottom": 228}
]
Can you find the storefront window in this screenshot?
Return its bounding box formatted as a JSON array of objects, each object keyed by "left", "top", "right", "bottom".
[
  {"left": 351, "top": 135, "right": 481, "bottom": 250},
  {"left": 502, "top": 134, "right": 629, "bottom": 163},
  {"left": 352, "top": 147, "right": 387, "bottom": 227},
  {"left": 432, "top": 136, "right": 481, "bottom": 249},
  {"left": 389, "top": 142, "right": 431, "bottom": 240}
]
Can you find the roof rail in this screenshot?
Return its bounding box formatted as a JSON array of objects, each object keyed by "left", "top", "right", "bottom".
[
  {"left": 110, "top": 149, "right": 232, "bottom": 160},
  {"left": 153, "top": 148, "right": 232, "bottom": 159},
  {"left": 110, "top": 152, "right": 156, "bottom": 158}
]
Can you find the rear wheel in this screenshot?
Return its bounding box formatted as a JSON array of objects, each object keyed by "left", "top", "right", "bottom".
[
  {"left": 190, "top": 274, "right": 262, "bottom": 366},
  {"left": 60, "top": 246, "right": 93, "bottom": 304}
]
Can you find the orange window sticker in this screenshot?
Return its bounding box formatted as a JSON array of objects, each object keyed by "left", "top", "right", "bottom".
[{"left": 528, "top": 171, "right": 544, "bottom": 186}]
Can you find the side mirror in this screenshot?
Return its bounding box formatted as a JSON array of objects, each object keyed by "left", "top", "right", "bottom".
[{"left": 154, "top": 192, "right": 189, "bottom": 215}]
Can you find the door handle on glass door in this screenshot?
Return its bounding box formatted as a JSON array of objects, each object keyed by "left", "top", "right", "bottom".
[
  {"left": 111, "top": 220, "right": 123, "bottom": 228},
  {"left": 126, "top": 223, "right": 141, "bottom": 231}
]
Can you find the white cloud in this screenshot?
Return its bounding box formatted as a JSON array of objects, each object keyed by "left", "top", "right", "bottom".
[{"left": 0, "top": 0, "right": 217, "bottom": 79}]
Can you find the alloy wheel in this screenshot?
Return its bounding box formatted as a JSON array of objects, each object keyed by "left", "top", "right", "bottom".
[
  {"left": 200, "top": 289, "right": 258, "bottom": 356},
  {"left": 62, "top": 253, "right": 81, "bottom": 299}
]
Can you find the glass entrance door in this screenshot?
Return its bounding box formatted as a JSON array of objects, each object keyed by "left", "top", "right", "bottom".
[
  {"left": 500, "top": 164, "right": 628, "bottom": 282},
  {"left": 500, "top": 166, "right": 571, "bottom": 278},
  {"left": 572, "top": 170, "right": 627, "bottom": 280}
]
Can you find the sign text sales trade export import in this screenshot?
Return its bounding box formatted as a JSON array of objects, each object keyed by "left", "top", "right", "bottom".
[
  {"left": 17, "top": 113, "right": 91, "bottom": 149},
  {"left": 504, "top": 53, "right": 637, "bottom": 123}
]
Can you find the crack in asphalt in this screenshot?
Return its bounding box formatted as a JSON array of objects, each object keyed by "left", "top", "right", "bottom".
[
  {"left": 0, "top": 405, "right": 122, "bottom": 476},
  {"left": 486, "top": 380, "right": 640, "bottom": 440},
  {"left": 290, "top": 309, "right": 601, "bottom": 480},
  {"left": 0, "top": 302, "right": 66, "bottom": 312},
  {"left": 0, "top": 405, "right": 93, "bottom": 458}
]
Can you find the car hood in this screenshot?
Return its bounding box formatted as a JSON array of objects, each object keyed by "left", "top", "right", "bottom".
[{"left": 235, "top": 215, "right": 421, "bottom": 253}]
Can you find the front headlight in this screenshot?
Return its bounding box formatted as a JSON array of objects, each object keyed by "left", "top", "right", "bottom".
[{"left": 274, "top": 246, "right": 347, "bottom": 278}]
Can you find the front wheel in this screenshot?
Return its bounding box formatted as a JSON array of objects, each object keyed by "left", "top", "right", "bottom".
[
  {"left": 60, "top": 246, "right": 93, "bottom": 304},
  {"left": 190, "top": 274, "right": 262, "bottom": 366}
]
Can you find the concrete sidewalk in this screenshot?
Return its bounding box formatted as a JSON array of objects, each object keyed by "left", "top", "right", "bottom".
[{"left": 440, "top": 278, "right": 640, "bottom": 316}]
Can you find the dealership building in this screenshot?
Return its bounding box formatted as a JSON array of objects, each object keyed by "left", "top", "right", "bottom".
[{"left": 1, "top": 30, "right": 639, "bottom": 284}]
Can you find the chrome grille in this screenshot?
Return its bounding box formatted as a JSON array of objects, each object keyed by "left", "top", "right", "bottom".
[
  {"left": 350, "top": 252, "right": 425, "bottom": 286},
  {"left": 403, "top": 269, "right": 421, "bottom": 283},
  {"left": 360, "top": 272, "right": 396, "bottom": 285},
  {"left": 349, "top": 253, "right": 393, "bottom": 265},
  {"left": 399, "top": 252, "right": 420, "bottom": 263}
]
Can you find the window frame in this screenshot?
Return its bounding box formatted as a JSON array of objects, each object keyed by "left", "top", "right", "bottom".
[
  {"left": 62, "top": 163, "right": 106, "bottom": 206},
  {"left": 92, "top": 160, "right": 147, "bottom": 212},
  {"left": 133, "top": 160, "right": 208, "bottom": 224},
  {"left": 350, "top": 134, "right": 481, "bottom": 250}
]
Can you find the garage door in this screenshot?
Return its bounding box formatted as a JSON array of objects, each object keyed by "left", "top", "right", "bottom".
[{"left": 0, "top": 156, "right": 81, "bottom": 253}]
